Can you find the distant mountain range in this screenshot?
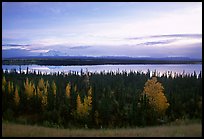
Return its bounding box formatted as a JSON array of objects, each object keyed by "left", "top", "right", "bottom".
[
  {"left": 3, "top": 48, "right": 202, "bottom": 61},
  {"left": 2, "top": 49, "right": 202, "bottom": 64},
  {"left": 39, "top": 50, "right": 67, "bottom": 57},
  {"left": 2, "top": 55, "right": 201, "bottom": 61},
  {"left": 2, "top": 49, "right": 68, "bottom": 58}
]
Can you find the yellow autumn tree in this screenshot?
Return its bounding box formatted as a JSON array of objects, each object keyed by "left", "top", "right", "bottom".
[
  {"left": 142, "top": 77, "right": 169, "bottom": 116},
  {"left": 2, "top": 76, "right": 6, "bottom": 92},
  {"left": 65, "top": 82, "right": 71, "bottom": 98},
  {"left": 83, "top": 96, "right": 90, "bottom": 116},
  {"left": 24, "top": 78, "right": 35, "bottom": 100},
  {"left": 8, "top": 81, "right": 14, "bottom": 94},
  {"left": 37, "top": 78, "right": 48, "bottom": 109},
  {"left": 76, "top": 87, "right": 92, "bottom": 118},
  {"left": 41, "top": 95, "right": 48, "bottom": 108},
  {"left": 45, "top": 80, "right": 49, "bottom": 96},
  {"left": 38, "top": 78, "right": 45, "bottom": 89},
  {"left": 14, "top": 86, "right": 20, "bottom": 106},
  {"left": 37, "top": 78, "right": 45, "bottom": 98},
  {"left": 76, "top": 94, "right": 83, "bottom": 116},
  {"left": 37, "top": 86, "right": 42, "bottom": 98},
  {"left": 87, "top": 87, "right": 92, "bottom": 110},
  {"left": 51, "top": 81, "right": 57, "bottom": 97}
]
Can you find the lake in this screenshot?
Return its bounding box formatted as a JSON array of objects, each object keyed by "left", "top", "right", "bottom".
[{"left": 2, "top": 64, "right": 202, "bottom": 77}]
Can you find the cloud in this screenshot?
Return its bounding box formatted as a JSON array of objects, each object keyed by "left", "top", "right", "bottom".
[
  {"left": 2, "top": 3, "right": 202, "bottom": 58},
  {"left": 150, "top": 34, "right": 202, "bottom": 39},
  {"left": 127, "top": 34, "right": 202, "bottom": 40},
  {"left": 69, "top": 46, "right": 92, "bottom": 49},
  {"left": 29, "top": 49, "right": 50, "bottom": 53},
  {"left": 2, "top": 49, "right": 38, "bottom": 58},
  {"left": 2, "top": 43, "right": 30, "bottom": 50},
  {"left": 2, "top": 32, "right": 202, "bottom": 59},
  {"left": 2, "top": 44, "right": 30, "bottom": 47},
  {"left": 137, "top": 39, "right": 176, "bottom": 46},
  {"left": 3, "top": 3, "right": 201, "bottom": 47},
  {"left": 126, "top": 33, "right": 202, "bottom": 49},
  {"left": 3, "top": 3, "right": 201, "bottom": 49}
]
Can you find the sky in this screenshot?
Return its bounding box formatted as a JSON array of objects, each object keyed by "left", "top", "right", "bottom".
[{"left": 2, "top": 2, "right": 202, "bottom": 58}]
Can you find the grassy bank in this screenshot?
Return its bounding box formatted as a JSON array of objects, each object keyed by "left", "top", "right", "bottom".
[{"left": 2, "top": 122, "right": 202, "bottom": 137}]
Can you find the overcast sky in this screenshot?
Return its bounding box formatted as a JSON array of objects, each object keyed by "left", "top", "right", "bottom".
[{"left": 2, "top": 2, "right": 202, "bottom": 58}]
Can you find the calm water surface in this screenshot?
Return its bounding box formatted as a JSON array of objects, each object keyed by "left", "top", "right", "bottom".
[{"left": 2, "top": 64, "right": 202, "bottom": 77}]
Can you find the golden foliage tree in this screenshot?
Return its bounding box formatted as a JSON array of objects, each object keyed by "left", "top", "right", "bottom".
[
  {"left": 37, "top": 87, "right": 42, "bottom": 98},
  {"left": 65, "top": 82, "right": 71, "bottom": 98},
  {"left": 38, "top": 78, "right": 45, "bottom": 89},
  {"left": 14, "top": 86, "right": 20, "bottom": 106},
  {"left": 41, "top": 95, "right": 48, "bottom": 108},
  {"left": 87, "top": 87, "right": 92, "bottom": 110},
  {"left": 83, "top": 96, "right": 90, "bottom": 116},
  {"left": 8, "top": 81, "right": 14, "bottom": 94},
  {"left": 37, "top": 78, "right": 45, "bottom": 98},
  {"left": 76, "top": 87, "right": 92, "bottom": 118},
  {"left": 37, "top": 78, "right": 48, "bottom": 109},
  {"left": 142, "top": 77, "right": 169, "bottom": 116},
  {"left": 24, "top": 78, "right": 35, "bottom": 100},
  {"left": 51, "top": 81, "right": 57, "bottom": 97},
  {"left": 45, "top": 80, "right": 49, "bottom": 96},
  {"left": 76, "top": 94, "right": 83, "bottom": 116},
  {"left": 2, "top": 76, "right": 7, "bottom": 92}
]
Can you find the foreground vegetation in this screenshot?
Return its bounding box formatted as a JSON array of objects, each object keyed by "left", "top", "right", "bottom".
[
  {"left": 2, "top": 121, "right": 202, "bottom": 137},
  {"left": 2, "top": 69, "right": 202, "bottom": 129}
]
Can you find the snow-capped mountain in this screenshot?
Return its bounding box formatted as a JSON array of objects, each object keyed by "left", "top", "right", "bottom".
[{"left": 39, "top": 50, "right": 67, "bottom": 56}]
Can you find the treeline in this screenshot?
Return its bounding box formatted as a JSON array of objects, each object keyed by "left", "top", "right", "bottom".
[
  {"left": 2, "top": 69, "right": 202, "bottom": 128},
  {"left": 2, "top": 57, "right": 202, "bottom": 66}
]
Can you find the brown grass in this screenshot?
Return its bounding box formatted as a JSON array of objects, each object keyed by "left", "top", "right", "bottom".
[{"left": 2, "top": 122, "right": 202, "bottom": 137}]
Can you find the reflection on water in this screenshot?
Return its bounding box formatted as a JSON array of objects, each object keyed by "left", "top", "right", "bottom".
[{"left": 2, "top": 64, "right": 202, "bottom": 77}]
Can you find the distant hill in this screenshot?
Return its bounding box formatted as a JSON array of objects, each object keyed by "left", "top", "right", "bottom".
[{"left": 2, "top": 56, "right": 202, "bottom": 65}]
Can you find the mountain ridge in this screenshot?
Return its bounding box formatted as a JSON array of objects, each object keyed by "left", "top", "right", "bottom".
[{"left": 2, "top": 55, "right": 202, "bottom": 61}]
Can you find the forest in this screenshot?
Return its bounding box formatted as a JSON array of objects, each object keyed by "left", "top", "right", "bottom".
[
  {"left": 2, "top": 69, "right": 202, "bottom": 129},
  {"left": 2, "top": 56, "right": 202, "bottom": 66}
]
